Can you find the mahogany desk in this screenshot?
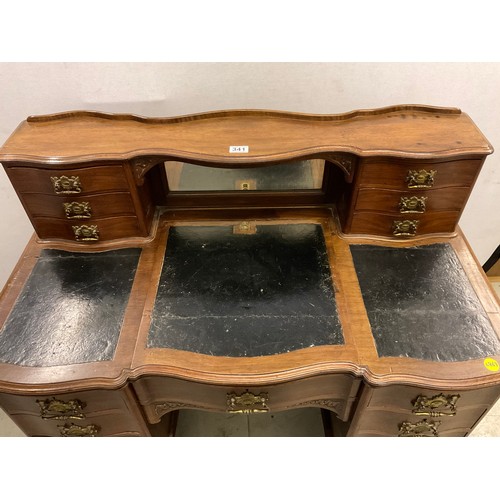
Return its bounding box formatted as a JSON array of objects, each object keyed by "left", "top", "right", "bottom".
[{"left": 0, "top": 105, "right": 499, "bottom": 437}]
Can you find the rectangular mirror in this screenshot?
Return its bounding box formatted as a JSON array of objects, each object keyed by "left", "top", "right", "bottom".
[{"left": 165, "top": 159, "right": 325, "bottom": 192}]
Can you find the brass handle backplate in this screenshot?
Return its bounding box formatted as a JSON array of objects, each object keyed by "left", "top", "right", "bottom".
[
  {"left": 63, "top": 201, "right": 92, "bottom": 219},
  {"left": 37, "top": 398, "right": 86, "bottom": 420},
  {"left": 51, "top": 175, "right": 82, "bottom": 194},
  {"left": 393, "top": 220, "right": 419, "bottom": 237},
  {"left": 398, "top": 419, "right": 440, "bottom": 437},
  {"left": 412, "top": 393, "right": 460, "bottom": 417},
  {"left": 72, "top": 225, "right": 99, "bottom": 241},
  {"left": 399, "top": 196, "right": 427, "bottom": 214},
  {"left": 406, "top": 169, "right": 436, "bottom": 189},
  {"left": 58, "top": 423, "right": 100, "bottom": 437},
  {"left": 227, "top": 391, "right": 270, "bottom": 413}
]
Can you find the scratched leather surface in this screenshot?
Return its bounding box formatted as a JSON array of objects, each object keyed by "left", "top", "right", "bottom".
[
  {"left": 148, "top": 224, "right": 343, "bottom": 356},
  {"left": 0, "top": 248, "right": 141, "bottom": 367},
  {"left": 350, "top": 243, "right": 500, "bottom": 361}
]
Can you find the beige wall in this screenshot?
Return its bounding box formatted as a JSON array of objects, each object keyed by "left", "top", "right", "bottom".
[{"left": 1, "top": 62, "right": 499, "bottom": 288}]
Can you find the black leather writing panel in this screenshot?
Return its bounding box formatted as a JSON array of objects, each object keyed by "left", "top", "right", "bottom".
[
  {"left": 350, "top": 243, "right": 500, "bottom": 361},
  {"left": 148, "top": 224, "right": 343, "bottom": 356},
  {"left": 0, "top": 248, "right": 141, "bottom": 367}
]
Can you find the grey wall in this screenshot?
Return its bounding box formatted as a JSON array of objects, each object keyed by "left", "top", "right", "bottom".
[{"left": 1, "top": 62, "right": 499, "bottom": 288}]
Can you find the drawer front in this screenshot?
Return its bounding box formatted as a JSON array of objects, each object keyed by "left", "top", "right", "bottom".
[
  {"left": 32, "top": 215, "right": 145, "bottom": 241},
  {"left": 354, "top": 187, "right": 470, "bottom": 214},
  {"left": 133, "top": 374, "right": 360, "bottom": 424},
  {"left": 358, "top": 159, "right": 482, "bottom": 190},
  {"left": 6, "top": 164, "right": 130, "bottom": 195},
  {"left": 20, "top": 192, "right": 137, "bottom": 219},
  {"left": 0, "top": 388, "right": 149, "bottom": 436},
  {"left": 349, "top": 211, "right": 459, "bottom": 237}
]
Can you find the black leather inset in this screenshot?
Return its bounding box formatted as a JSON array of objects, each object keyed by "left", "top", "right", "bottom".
[
  {"left": 0, "top": 248, "right": 141, "bottom": 367},
  {"left": 148, "top": 224, "right": 343, "bottom": 356},
  {"left": 350, "top": 243, "right": 500, "bottom": 361}
]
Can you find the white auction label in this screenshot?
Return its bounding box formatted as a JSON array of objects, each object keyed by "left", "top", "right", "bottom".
[{"left": 229, "top": 145, "right": 249, "bottom": 153}]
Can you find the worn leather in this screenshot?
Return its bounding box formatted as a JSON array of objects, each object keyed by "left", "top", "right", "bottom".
[
  {"left": 148, "top": 224, "right": 344, "bottom": 356},
  {"left": 350, "top": 243, "right": 500, "bottom": 361},
  {"left": 0, "top": 248, "right": 141, "bottom": 367}
]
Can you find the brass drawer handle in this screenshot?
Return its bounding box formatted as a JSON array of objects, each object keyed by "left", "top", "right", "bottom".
[
  {"left": 393, "top": 219, "right": 419, "bottom": 237},
  {"left": 226, "top": 391, "right": 269, "bottom": 413},
  {"left": 399, "top": 196, "right": 427, "bottom": 214},
  {"left": 406, "top": 169, "right": 436, "bottom": 188},
  {"left": 412, "top": 393, "right": 460, "bottom": 417},
  {"left": 72, "top": 224, "right": 99, "bottom": 241},
  {"left": 37, "top": 398, "right": 86, "bottom": 420},
  {"left": 398, "top": 419, "right": 440, "bottom": 437},
  {"left": 58, "top": 423, "right": 100, "bottom": 437},
  {"left": 51, "top": 175, "right": 82, "bottom": 194},
  {"left": 63, "top": 201, "right": 92, "bottom": 219}
]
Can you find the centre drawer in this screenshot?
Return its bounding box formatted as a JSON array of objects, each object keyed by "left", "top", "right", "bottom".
[{"left": 133, "top": 374, "right": 361, "bottom": 424}]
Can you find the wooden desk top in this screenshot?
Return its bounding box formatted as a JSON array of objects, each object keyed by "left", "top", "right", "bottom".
[
  {"left": 0, "top": 209, "right": 499, "bottom": 394},
  {"left": 0, "top": 105, "right": 493, "bottom": 165}
]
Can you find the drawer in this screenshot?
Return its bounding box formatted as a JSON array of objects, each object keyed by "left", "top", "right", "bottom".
[
  {"left": 349, "top": 211, "right": 459, "bottom": 237},
  {"left": 0, "top": 388, "right": 149, "bottom": 436},
  {"left": 352, "top": 407, "right": 486, "bottom": 437},
  {"left": 32, "top": 215, "right": 145, "bottom": 241},
  {"left": 133, "top": 374, "right": 361, "bottom": 424},
  {"left": 358, "top": 159, "right": 482, "bottom": 190},
  {"left": 6, "top": 164, "right": 130, "bottom": 195},
  {"left": 354, "top": 187, "right": 470, "bottom": 214},
  {"left": 20, "top": 192, "right": 137, "bottom": 219}
]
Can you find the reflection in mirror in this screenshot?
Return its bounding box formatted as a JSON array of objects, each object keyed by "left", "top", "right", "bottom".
[{"left": 165, "top": 160, "right": 325, "bottom": 192}]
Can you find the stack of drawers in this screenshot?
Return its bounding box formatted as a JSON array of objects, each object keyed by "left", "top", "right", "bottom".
[
  {"left": 349, "top": 384, "right": 500, "bottom": 437},
  {"left": 347, "top": 157, "right": 484, "bottom": 238},
  {"left": 0, "top": 387, "right": 149, "bottom": 436},
  {"left": 4, "top": 163, "right": 151, "bottom": 243}
]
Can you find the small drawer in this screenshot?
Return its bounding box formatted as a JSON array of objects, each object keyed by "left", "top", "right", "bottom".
[
  {"left": 349, "top": 211, "right": 459, "bottom": 237},
  {"left": 358, "top": 159, "right": 482, "bottom": 190},
  {"left": 133, "top": 374, "right": 360, "bottom": 424},
  {"left": 20, "top": 192, "right": 137, "bottom": 219},
  {"left": 5, "top": 164, "right": 130, "bottom": 195},
  {"left": 32, "top": 215, "right": 146, "bottom": 241},
  {"left": 354, "top": 187, "right": 470, "bottom": 214}
]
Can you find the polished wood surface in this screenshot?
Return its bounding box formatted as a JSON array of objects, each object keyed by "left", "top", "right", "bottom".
[{"left": 0, "top": 106, "right": 498, "bottom": 436}]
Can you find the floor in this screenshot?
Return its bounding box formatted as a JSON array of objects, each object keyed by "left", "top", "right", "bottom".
[{"left": 1, "top": 281, "right": 499, "bottom": 437}]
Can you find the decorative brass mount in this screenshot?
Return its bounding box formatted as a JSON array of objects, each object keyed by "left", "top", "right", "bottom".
[
  {"left": 226, "top": 391, "right": 270, "bottom": 413},
  {"left": 58, "top": 422, "right": 100, "bottom": 437},
  {"left": 398, "top": 419, "right": 440, "bottom": 437},
  {"left": 412, "top": 393, "right": 460, "bottom": 417},
  {"left": 51, "top": 175, "right": 82, "bottom": 194},
  {"left": 399, "top": 196, "right": 427, "bottom": 214},
  {"left": 406, "top": 169, "right": 437, "bottom": 188},
  {"left": 63, "top": 201, "right": 92, "bottom": 219},
  {"left": 393, "top": 219, "right": 419, "bottom": 237},
  {"left": 37, "top": 398, "right": 86, "bottom": 420},
  {"left": 72, "top": 225, "right": 99, "bottom": 241}
]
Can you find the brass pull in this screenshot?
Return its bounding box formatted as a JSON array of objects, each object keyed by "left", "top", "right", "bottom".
[
  {"left": 399, "top": 196, "right": 427, "bottom": 214},
  {"left": 398, "top": 419, "right": 440, "bottom": 437},
  {"left": 227, "top": 391, "right": 270, "bottom": 413},
  {"left": 406, "top": 169, "right": 436, "bottom": 188},
  {"left": 412, "top": 393, "right": 460, "bottom": 417},
  {"left": 393, "top": 220, "right": 419, "bottom": 237},
  {"left": 235, "top": 179, "right": 256, "bottom": 190},
  {"left": 63, "top": 201, "right": 92, "bottom": 219},
  {"left": 37, "top": 398, "right": 86, "bottom": 420},
  {"left": 72, "top": 225, "right": 99, "bottom": 241},
  {"left": 51, "top": 175, "right": 82, "bottom": 194},
  {"left": 58, "top": 423, "right": 100, "bottom": 437}
]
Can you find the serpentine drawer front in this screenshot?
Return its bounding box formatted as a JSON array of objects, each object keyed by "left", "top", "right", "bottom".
[{"left": 0, "top": 106, "right": 498, "bottom": 437}]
